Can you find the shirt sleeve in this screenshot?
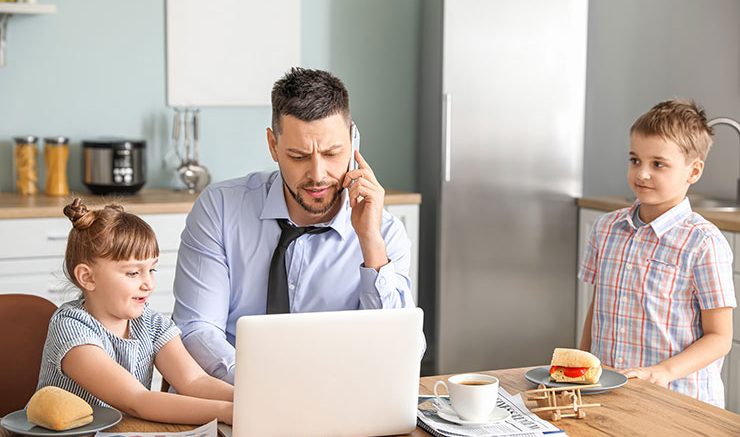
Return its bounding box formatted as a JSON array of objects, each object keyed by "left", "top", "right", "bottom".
[
  {"left": 692, "top": 231, "right": 737, "bottom": 310},
  {"left": 358, "top": 211, "right": 415, "bottom": 310},
  {"left": 144, "top": 306, "right": 181, "bottom": 354},
  {"left": 172, "top": 187, "right": 237, "bottom": 383},
  {"left": 45, "top": 311, "right": 105, "bottom": 375},
  {"left": 578, "top": 218, "right": 600, "bottom": 285}
]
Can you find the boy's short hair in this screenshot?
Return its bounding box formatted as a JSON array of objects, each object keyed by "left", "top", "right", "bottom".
[
  {"left": 271, "top": 67, "right": 350, "bottom": 135},
  {"left": 630, "top": 99, "right": 714, "bottom": 161}
]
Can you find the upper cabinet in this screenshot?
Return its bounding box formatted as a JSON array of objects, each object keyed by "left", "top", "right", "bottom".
[{"left": 165, "top": 0, "right": 301, "bottom": 107}]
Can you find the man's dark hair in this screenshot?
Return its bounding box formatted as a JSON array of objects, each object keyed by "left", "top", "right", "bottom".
[{"left": 271, "top": 67, "right": 350, "bottom": 134}]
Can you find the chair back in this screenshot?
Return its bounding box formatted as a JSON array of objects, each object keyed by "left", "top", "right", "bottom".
[{"left": 0, "top": 294, "right": 57, "bottom": 416}]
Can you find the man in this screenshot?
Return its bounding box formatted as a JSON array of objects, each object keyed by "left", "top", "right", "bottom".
[{"left": 172, "top": 67, "right": 417, "bottom": 383}]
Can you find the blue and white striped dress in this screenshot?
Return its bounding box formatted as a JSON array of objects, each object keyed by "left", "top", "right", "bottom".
[{"left": 37, "top": 298, "right": 180, "bottom": 406}]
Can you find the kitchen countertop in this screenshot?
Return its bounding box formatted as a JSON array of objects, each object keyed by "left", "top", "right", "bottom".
[
  {"left": 578, "top": 196, "right": 740, "bottom": 232},
  {"left": 0, "top": 189, "right": 422, "bottom": 219}
]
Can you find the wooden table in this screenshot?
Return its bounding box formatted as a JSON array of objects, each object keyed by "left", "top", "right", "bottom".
[{"left": 3, "top": 367, "right": 739, "bottom": 436}]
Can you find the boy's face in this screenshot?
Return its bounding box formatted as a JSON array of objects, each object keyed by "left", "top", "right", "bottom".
[{"left": 628, "top": 133, "right": 704, "bottom": 215}]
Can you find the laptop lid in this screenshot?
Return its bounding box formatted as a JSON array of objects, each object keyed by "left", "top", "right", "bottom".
[{"left": 232, "top": 308, "right": 423, "bottom": 437}]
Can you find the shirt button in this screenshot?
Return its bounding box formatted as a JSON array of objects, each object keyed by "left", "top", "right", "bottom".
[
  {"left": 288, "top": 283, "right": 295, "bottom": 290},
  {"left": 625, "top": 265, "right": 632, "bottom": 270},
  {"left": 621, "top": 296, "right": 627, "bottom": 303},
  {"left": 379, "top": 277, "right": 387, "bottom": 286},
  {"left": 617, "top": 357, "right": 624, "bottom": 364},
  {"left": 619, "top": 328, "right": 626, "bottom": 334}
]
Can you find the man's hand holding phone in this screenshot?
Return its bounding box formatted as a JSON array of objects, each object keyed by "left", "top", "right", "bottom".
[{"left": 343, "top": 150, "right": 388, "bottom": 271}]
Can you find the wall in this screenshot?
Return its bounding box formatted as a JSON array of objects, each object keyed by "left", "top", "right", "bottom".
[
  {"left": 583, "top": 0, "right": 740, "bottom": 198},
  {"left": 0, "top": 0, "right": 420, "bottom": 193}
]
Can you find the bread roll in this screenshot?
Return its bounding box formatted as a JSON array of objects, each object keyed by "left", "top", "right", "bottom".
[
  {"left": 27, "top": 386, "right": 94, "bottom": 431},
  {"left": 549, "top": 348, "right": 602, "bottom": 384}
]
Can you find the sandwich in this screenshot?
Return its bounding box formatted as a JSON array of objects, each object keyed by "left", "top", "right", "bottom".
[
  {"left": 26, "top": 386, "right": 94, "bottom": 431},
  {"left": 549, "top": 348, "right": 602, "bottom": 384}
]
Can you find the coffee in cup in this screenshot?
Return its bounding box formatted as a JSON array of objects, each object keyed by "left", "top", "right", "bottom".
[
  {"left": 433, "top": 373, "right": 499, "bottom": 422},
  {"left": 459, "top": 380, "right": 493, "bottom": 386}
]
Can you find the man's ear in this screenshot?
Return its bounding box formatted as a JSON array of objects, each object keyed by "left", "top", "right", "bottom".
[
  {"left": 74, "top": 263, "right": 95, "bottom": 292},
  {"left": 267, "top": 127, "right": 279, "bottom": 162},
  {"left": 687, "top": 159, "right": 704, "bottom": 184}
]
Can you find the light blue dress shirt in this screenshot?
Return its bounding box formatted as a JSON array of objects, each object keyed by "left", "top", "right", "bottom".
[{"left": 172, "top": 171, "right": 416, "bottom": 383}]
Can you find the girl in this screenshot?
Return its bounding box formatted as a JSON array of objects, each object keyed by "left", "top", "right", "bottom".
[{"left": 37, "top": 198, "right": 233, "bottom": 424}]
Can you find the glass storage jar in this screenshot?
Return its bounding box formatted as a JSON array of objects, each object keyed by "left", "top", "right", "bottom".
[
  {"left": 13, "top": 135, "right": 39, "bottom": 195},
  {"left": 43, "top": 136, "right": 69, "bottom": 196}
]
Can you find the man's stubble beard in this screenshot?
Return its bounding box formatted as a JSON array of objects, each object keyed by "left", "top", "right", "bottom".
[{"left": 284, "top": 182, "right": 342, "bottom": 216}]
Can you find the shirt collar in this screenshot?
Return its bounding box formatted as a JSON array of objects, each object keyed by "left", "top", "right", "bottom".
[
  {"left": 260, "top": 172, "right": 291, "bottom": 220},
  {"left": 259, "top": 172, "right": 353, "bottom": 241},
  {"left": 623, "top": 197, "right": 692, "bottom": 239}
]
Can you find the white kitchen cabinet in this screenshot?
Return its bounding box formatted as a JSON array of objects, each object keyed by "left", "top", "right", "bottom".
[
  {"left": 165, "top": 0, "right": 299, "bottom": 107},
  {"left": 386, "top": 204, "right": 420, "bottom": 305}
]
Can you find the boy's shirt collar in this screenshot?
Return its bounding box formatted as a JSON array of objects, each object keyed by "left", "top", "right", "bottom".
[{"left": 624, "top": 197, "right": 692, "bottom": 239}]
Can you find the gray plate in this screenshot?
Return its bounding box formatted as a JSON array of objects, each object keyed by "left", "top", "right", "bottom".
[
  {"left": 524, "top": 367, "right": 628, "bottom": 394},
  {"left": 1, "top": 406, "right": 122, "bottom": 436}
]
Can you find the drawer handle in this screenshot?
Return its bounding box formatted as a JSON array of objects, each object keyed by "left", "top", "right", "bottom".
[{"left": 46, "top": 233, "right": 68, "bottom": 241}]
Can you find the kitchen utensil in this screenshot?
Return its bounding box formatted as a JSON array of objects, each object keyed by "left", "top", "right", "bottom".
[
  {"left": 174, "top": 107, "right": 210, "bottom": 193},
  {"left": 177, "top": 108, "right": 198, "bottom": 192},
  {"left": 189, "top": 109, "right": 211, "bottom": 191}
]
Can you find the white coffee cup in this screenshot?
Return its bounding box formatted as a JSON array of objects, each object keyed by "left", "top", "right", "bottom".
[{"left": 433, "top": 373, "right": 499, "bottom": 422}]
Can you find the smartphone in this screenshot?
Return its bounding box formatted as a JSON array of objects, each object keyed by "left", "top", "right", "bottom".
[{"left": 349, "top": 121, "right": 360, "bottom": 171}]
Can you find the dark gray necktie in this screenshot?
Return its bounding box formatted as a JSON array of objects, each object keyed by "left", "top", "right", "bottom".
[{"left": 266, "top": 219, "right": 331, "bottom": 314}]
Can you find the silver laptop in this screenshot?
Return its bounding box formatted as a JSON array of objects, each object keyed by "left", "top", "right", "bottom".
[{"left": 231, "top": 308, "right": 423, "bottom": 437}]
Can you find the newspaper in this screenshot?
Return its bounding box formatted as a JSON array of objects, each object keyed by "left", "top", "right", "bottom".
[
  {"left": 96, "top": 419, "right": 218, "bottom": 437},
  {"left": 418, "top": 389, "right": 566, "bottom": 437}
]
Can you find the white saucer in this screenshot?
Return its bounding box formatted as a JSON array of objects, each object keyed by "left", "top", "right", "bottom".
[{"left": 437, "top": 407, "right": 511, "bottom": 425}]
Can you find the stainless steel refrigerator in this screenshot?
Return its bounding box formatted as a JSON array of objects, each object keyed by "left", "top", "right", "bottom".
[{"left": 418, "top": 0, "right": 588, "bottom": 374}]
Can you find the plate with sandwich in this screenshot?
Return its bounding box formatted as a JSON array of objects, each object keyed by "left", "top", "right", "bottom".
[
  {"left": 1, "top": 387, "right": 122, "bottom": 437},
  {"left": 524, "top": 348, "right": 627, "bottom": 394}
]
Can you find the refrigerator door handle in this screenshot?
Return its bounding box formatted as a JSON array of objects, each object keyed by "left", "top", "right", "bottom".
[{"left": 443, "top": 93, "right": 452, "bottom": 182}]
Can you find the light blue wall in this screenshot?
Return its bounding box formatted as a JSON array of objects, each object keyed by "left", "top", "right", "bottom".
[{"left": 0, "top": 0, "right": 420, "bottom": 193}]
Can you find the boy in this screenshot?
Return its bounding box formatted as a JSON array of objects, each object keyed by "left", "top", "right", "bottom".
[{"left": 579, "top": 99, "right": 736, "bottom": 408}]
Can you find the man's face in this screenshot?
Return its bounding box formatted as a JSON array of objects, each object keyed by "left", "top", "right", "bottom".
[{"left": 267, "top": 113, "right": 352, "bottom": 222}]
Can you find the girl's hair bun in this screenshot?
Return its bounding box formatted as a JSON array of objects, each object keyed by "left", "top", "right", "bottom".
[
  {"left": 104, "top": 204, "right": 124, "bottom": 213},
  {"left": 63, "top": 198, "right": 94, "bottom": 230}
]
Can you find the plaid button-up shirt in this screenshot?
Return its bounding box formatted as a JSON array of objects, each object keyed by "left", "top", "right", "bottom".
[{"left": 579, "top": 198, "right": 736, "bottom": 407}]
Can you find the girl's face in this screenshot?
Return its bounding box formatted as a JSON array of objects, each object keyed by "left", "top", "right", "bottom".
[{"left": 85, "top": 257, "right": 158, "bottom": 321}]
